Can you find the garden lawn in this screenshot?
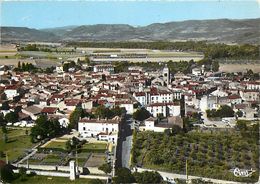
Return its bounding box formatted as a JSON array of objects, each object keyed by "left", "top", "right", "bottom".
[
  {"left": 41, "top": 154, "right": 63, "bottom": 165},
  {"left": 0, "top": 128, "right": 34, "bottom": 162},
  {"left": 44, "top": 141, "right": 67, "bottom": 150},
  {"left": 82, "top": 143, "right": 107, "bottom": 153},
  {"left": 12, "top": 175, "right": 104, "bottom": 184}
]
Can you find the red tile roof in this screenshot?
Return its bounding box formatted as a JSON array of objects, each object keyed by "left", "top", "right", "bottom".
[{"left": 41, "top": 107, "right": 58, "bottom": 114}]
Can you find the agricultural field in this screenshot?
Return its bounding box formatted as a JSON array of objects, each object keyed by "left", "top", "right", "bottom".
[
  {"left": 89, "top": 48, "right": 204, "bottom": 63},
  {"left": 219, "top": 63, "right": 260, "bottom": 73},
  {"left": 0, "top": 127, "right": 34, "bottom": 162},
  {"left": 131, "top": 123, "right": 259, "bottom": 183},
  {"left": 0, "top": 44, "right": 18, "bottom": 58}
]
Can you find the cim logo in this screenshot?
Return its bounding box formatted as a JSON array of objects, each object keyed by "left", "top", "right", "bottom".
[{"left": 231, "top": 168, "right": 256, "bottom": 177}]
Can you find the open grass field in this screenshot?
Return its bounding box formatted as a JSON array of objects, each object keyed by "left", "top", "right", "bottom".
[
  {"left": 0, "top": 128, "right": 34, "bottom": 162},
  {"left": 219, "top": 63, "right": 260, "bottom": 73},
  {"left": 12, "top": 175, "right": 104, "bottom": 184}
]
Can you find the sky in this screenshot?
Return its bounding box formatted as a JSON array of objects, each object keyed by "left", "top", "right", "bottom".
[{"left": 1, "top": 0, "right": 260, "bottom": 29}]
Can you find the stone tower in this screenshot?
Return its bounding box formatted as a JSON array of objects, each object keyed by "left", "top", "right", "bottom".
[
  {"left": 163, "top": 64, "right": 170, "bottom": 85},
  {"left": 69, "top": 160, "right": 76, "bottom": 180}
]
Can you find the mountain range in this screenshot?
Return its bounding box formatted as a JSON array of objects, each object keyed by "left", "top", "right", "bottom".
[{"left": 1, "top": 18, "right": 260, "bottom": 44}]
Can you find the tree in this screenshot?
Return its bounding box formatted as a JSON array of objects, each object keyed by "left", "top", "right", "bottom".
[
  {"left": 2, "top": 125, "right": 7, "bottom": 134},
  {"left": 236, "top": 110, "right": 243, "bottom": 117},
  {"left": 21, "top": 62, "right": 26, "bottom": 70},
  {"left": 0, "top": 113, "right": 6, "bottom": 126},
  {"left": 206, "top": 105, "right": 234, "bottom": 118},
  {"left": 218, "top": 105, "right": 234, "bottom": 118},
  {"left": 18, "top": 61, "right": 21, "bottom": 69},
  {"left": 113, "top": 168, "right": 135, "bottom": 184},
  {"left": 133, "top": 108, "right": 151, "bottom": 121},
  {"left": 1, "top": 101, "right": 9, "bottom": 110},
  {"left": 212, "top": 61, "right": 219, "bottom": 72},
  {"left": 98, "top": 163, "right": 112, "bottom": 174},
  {"left": 191, "top": 178, "right": 213, "bottom": 184},
  {"left": 183, "top": 117, "right": 193, "bottom": 133},
  {"left": 133, "top": 171, "right": 162, "bottom": 184},
  {"left": 66, "top": 136, "right": 81, "bottom": 152},
  {"left": 0, "top": 163, "right": 14, "bottom": 183},
  {"left": 45, "top": 66, "right": 55, "bottom": 73},
  {"left": 69, "top": 107, "right": 84, "bottom": 129},
  {"left": 30, "top": 115, "right": 63, "bottom": 142},
  {"left": 111, "top": 106, "right": 126, "bottom": 117},
  {"left": 2, "top": 125, "right": 8, "bottom": 143},
  {"left": 94, "top": 105, "right": 114, "bottom": 119},
  {"left": 19, "top": 167, "right": 27, "bottom": 181},
  {"left": 236, "top": 121, "right": 248, "bottom": 132},
  {"left": 63, "top": 63, "right": 69, "bottom": 72},
  {"left": 172, "top": 124, "right": 183, "bottom": 135},
  {"left": 5, "top": 112, "right": 18, "bottom": 123},
  {"left": 3, "top": 133, "right": 8, "bottom": 143}
]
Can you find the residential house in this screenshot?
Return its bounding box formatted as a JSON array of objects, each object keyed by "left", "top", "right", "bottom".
[{"left": 78, "top": 117, "right": 121, "bottom": 143}]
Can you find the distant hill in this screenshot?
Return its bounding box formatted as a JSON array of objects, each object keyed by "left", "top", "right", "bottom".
[
  {"left": 1, "top": 27, "right": 59, "bottom": 42},
  {"left": 1, "top": 18, "right": 260, "bottom": 44}
]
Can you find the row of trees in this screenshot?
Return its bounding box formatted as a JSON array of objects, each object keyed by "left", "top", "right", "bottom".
[
  {"left": 68, "top": 41, "right": 259, "bottom": 59},
  {"left": 114, "top": 59, "right": 219, "bottom": 75},
  {"left": 14, "top": 62, "right": 36, "bottom": 72}
]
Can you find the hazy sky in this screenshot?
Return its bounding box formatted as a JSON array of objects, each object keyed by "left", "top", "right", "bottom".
[{"left": 1, "top": 0, "right": 260, "bottom": 29}]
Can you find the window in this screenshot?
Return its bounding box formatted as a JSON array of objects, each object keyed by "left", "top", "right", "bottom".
[{"left": 83, "top": 127, "right": 86, "bottom": 131}]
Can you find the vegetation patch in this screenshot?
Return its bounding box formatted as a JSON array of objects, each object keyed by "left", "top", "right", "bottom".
[
  {"left": 0, "top": 128, "right": 34, "bottom": 162},
  {"left": 12, "top": 174, "right": 104, "bottom": 184},
  {"left": 131, "top": 121, "right": 259, "bottom": 182}
]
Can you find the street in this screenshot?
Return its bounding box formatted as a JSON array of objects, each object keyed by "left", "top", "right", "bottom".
[
  {"left": 116, "top": 115, "right": 133, "bottom": 169},
  {"left": 135, "top": 167, "right": 248, "bottom": 184}
]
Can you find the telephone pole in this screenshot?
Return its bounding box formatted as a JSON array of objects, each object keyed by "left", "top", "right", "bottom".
[{"left": 186, "top": 159, "right": 188, "bottom": 181}]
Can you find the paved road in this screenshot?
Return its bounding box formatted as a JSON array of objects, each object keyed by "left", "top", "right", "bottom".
[
  {"left": 135, "top": 167, "right": 249, "bottom": 184},
  {"left": 122, "top": 134, "right": 133, "bottom": 168},
  {"left": 116, "top": 115, "right": 133, "bottom": 169}
]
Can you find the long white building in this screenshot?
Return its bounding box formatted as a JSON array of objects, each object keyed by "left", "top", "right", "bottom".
[
  {"left": 78, "top": 117, "right": 121, "bottom": 143},
  {"left": 146, "top": 102, "right": 181, "bottom": 117}
]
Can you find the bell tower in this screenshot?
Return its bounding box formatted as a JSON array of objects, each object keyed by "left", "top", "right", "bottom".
[{"left": 163, "top": 64, "right": 170, "bottom": 85}]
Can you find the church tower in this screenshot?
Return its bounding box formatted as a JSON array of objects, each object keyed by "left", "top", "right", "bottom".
[{"left": 163, "top": 64, "right": 170, "bottom": 85}]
